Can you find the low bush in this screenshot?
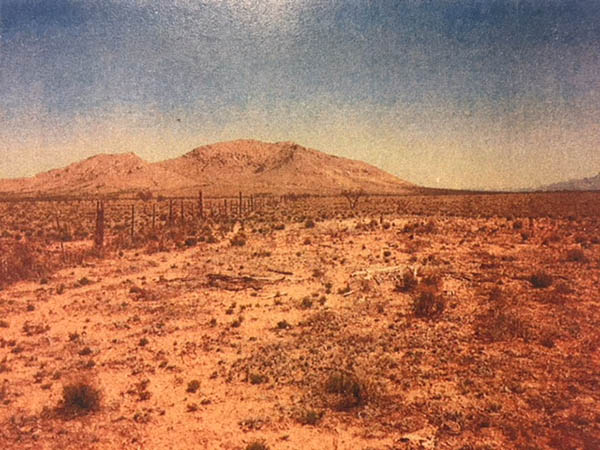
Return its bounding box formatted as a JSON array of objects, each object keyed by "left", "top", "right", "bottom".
[
  {"left": 565, "top": 248, "right": 586, "bottom": 263},
  {"left": 412, "top": 286, "right": 445, "bottom": 319},
  {"left": 246, "top": 441, "right": 269, "bottom": 450},
  {"left": 230, "top": 233, "right": 247, "bottom": 247},
  {"left": 475, "top": 309, "right": 532, "bottom": 343},
  {"left": 394, "top": 269, "right": 418, "bottom": 292},
  {"left": 296, "top": 408, "right": 323, "bottom": 425},
  {"left": 530, "top": 271, "right": 553, "bottom": 289},
  {"left": 58, "top": 380, "right": 101, "bottom": 418},
  {"left": 0, "top": 242, "right": 47, "bottom": 287},
  {"left": 323, "top": 370, "right": 367, "bottom": 411}
]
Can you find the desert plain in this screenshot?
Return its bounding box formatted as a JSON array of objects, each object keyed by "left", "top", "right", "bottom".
[{"left": 0, "top": 191, "right": 599, "bottom": 450}]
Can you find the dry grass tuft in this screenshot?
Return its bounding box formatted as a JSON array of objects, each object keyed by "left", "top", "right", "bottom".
[
  {"left": 323, "top": 370, "right": 368, "bottom": 411},
  {"left": 412, "top": 286, "right": 445, "bottom": 319},
  {"left": 529, "top": 271, "right": 553, "bottom": 289},
  {"left": 245, "top": 441, "right": 269, "bottom": 450},
  {"left": 565, "top": 248, "right": 586, "bottom": 263},
  {"left": 394, "top": 269, "right": 418, "bottom": 292},
  {"left": 57, "top": 379, "right": 101, "bottom": 419},
  {"left": 230, "top": 232, "right": 247, "bottom": 247},
  {"left": 475, "top": 309, "right": 532, "bottom": 343},
  {"left": 0, "top": 242, "right": 47, "bottom": 287},
  {"left": 296, "top": 407, "right": 323, "bottom": 425}
]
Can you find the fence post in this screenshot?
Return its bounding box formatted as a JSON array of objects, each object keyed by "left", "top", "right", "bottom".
[
  {"left": 152, "top": 203, "right": 156, "bottom": 230},
  {"left": 239, "top": 191, "right": 242, "bottom": 216},
  {"left": 180, "top": 200, "right": 185, "bottom": 226},
  {"left": 169, "top": 199, "right": 173, "bottom": 226},
  {"left": 94, "top": 200, "right": 104, "bottom": 249},
  {"left": 130, "top": 204, "right": 135, "bottom": 240},
  {"left": 198, "top": 190, "right": 203, "bottom": 218}
]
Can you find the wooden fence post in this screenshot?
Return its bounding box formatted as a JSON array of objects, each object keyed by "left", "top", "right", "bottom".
[
  {"left": 152, "top": 203, "right": 156, "bottom": 230},
  {"left": 94, "top": 200, "right": 104, "bottom": 248},
  {"left": 180, "top": 200, "right": 185, "bottom": 225},
  {"left": 169, "top": 199, "right": 173, "bottom": 226},
  {"left": 239, "top": 191, "right": 242, "bottom": 216},
  {"left": 130, "top": 204, "right": 135, "bottom": 240},
  {"left": 198, "top": 190, "right": 204, "bottom": 218}
]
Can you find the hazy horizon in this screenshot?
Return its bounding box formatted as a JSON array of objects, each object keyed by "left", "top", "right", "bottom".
[{"left": 2, "top": 0, "right": 600, "bottom": 190}]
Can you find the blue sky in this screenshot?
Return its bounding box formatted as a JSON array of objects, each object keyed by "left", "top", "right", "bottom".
[{"left": 1, "top": 0, "right": 599, "bottom": 189}]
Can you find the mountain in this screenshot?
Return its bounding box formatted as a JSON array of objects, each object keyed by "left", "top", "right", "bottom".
[
  {"left": 0, "top": 140, "right": 415, "bottom": 197},
  {"left": 0, "top": 153, "right": 193, "bottom": 197},
  {"left": 156, "top": 140, "right": 414, "bottom": 196},
  {"left": 537, "top": 173, "right": 600, "bottom": 192}
]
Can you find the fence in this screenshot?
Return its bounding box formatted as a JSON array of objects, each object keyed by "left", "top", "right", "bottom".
[{"left": 89, "top": 191, "right": 285, "bottom": 248}]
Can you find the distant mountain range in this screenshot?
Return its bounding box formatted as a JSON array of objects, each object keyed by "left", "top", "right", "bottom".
[
  {"left": 0, "top": 140, "right": 415, "bottom": 197},
  {"left": 536, "top": 173, "right": 600, "bottom": 192}
]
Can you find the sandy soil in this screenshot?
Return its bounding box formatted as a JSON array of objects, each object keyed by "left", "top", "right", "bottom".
[{"left": 1, "top": 199, "right": 599, "bottom": 449}]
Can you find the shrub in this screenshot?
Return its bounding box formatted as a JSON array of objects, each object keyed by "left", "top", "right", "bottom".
[
  {"left": 412, "top": 287, "right": 445, "bottom": 319},
  {"left": 304, "top": 218, "right": 315, "bottom": 229},
  {"left": 276, "top": 320, "right": 291, "bottom": 330},
  {"left": 566, "top": 248, "right": 586, "bottom": 263},
  {"left": 475, "top": 309, "right": 532, "bottom": 343},
  {"left": 186, "top": 380, "right": 200, "bottom": 393},
  {"left": 530, "top": 271, "right": 553, "bottom": 289},
  {"left": 300, "top": 296, "right": 313, "bottom": 309},
  {"left": 297, "top": 408, "right": 323, "bottom": 425},
  {"left": 58, "top": 380, "right": 101, "bottom": 418},
  {"left": 0, "top": 242, "right": 47, "bottom": 287},
  {"left": 323, "top": 371, "right": 365, "bottom": 411},
  {"left": 230, "top": 233, "right": 247, "bottom": 247},
  {"left": 248, "top": 372, "right": 268, "bottom": 385},
  {"left": 246, "top": 441, "right": 269, "bottom": 450},
  {"left": 402, "top": 220, "right": 437, "bottom": 234},
  {"left": 394, "top": 269, "right": 418, "bottom": 292}
]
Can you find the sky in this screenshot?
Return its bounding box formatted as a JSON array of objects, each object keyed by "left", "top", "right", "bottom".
[{"left": 1, "top": 0, "right": 599, "bottom": 190}]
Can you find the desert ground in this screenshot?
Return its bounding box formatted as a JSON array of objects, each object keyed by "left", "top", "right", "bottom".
[{"left": 1, "top": 192, "right": 599, "bottom": 449}]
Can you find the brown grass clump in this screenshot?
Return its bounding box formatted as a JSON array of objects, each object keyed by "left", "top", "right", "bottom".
[
  {"left": 57, "top": 379, "right": 101, "bottom": 419},
  {"left": 412, "top": 286, "right": 445, "bottom": 319},
  {"left": 402, "top": 219, "right": 437, "bottom": 234},
  {"left": 529, "top": 270, "right": 553, "bottom": 289},
  {"left": 245, "top": 441, "right": 269, "bottom": 450},
  {"left": 475, "top": 308, "right": 532, "bottom": 343},
  {"left": 394, "top": 269, "right": 418, "bottom": 292},
  {"left": 565, "top": 247, "right": 586, "bottom": 263},
  {"left": 323, "top": 370, "right": 367, "bottom": 411},
  {"left": 296, "top": 408, "right": 323, "bottom": 425},
  {"left": 230, "top": 232, "right": 247, "bottom": 247},
  {"left": 186, "top": 380, "right": 200, "bottom": 393},
  {"left": 0, "top": 242, "right": 47, "bottom": 287}
]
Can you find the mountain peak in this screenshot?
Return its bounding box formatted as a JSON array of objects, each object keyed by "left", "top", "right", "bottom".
[
  {"left": 157, "top": 139, "right": 413, "bottom": 196},
  {"left": 0, "top": 139, "right": 415, "bottom": 197}
]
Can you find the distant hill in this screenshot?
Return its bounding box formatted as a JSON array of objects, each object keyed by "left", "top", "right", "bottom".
[
  {"left": 537, "top": 173, "right": 600, "bottom": 192},
  {"left": 0, "top": 140, "right": 415, "bottom": 197},
  {"left": 156, "top": 140, "right": 414, "bottom": 196},
  {"left": 0, "top": 153, "right": 193, "bottom": 197}
]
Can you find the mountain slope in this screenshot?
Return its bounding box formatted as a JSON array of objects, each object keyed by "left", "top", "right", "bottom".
[
  {"left": 156, "top": 140, "right": 414, "bottom": 195},
  {"left": 0, "top": 153, "right": 193, "bottom": 196},
  {"left": 0, "top": 140, "right": 415, "bottom": 197},
  {"left": 538, "top": 173, "right": 600, "bottom": 191}
]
